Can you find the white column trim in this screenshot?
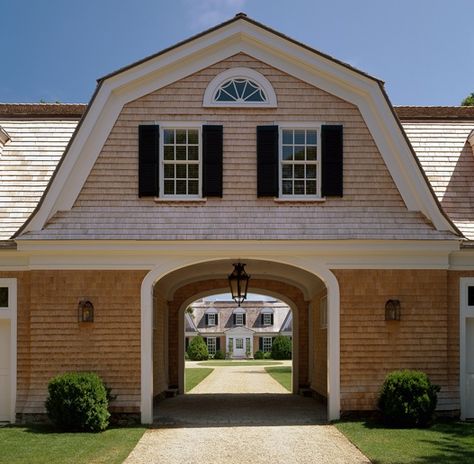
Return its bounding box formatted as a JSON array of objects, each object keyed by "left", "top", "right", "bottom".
[{"left": 0, "top": 278, "right": 17, "bottom": 423}]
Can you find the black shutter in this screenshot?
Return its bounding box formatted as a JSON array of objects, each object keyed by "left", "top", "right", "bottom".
[
  {"left": 205, "top": 314, "right": 209, "bottom": 326},
  {"left": 202, "top": 125, "right": 223, "bottom": 197},
  {"left": 321, "top": 125, "right": 343, "bottom": 197},
  {"left": 233, "top": 314, "right": 236, "bottom": 325},
  {"left": 204, "top": 337, "right": 208, "bottom": 346},
  {"left": 260, "top": 314, "right": 264, "bottom": 325},
  {"left": 215, "top": 314, "right": 218, "bottom": 325},
  {"left": 138, "top": 125, "right": 159, "bottom": 197},
  {"left": 185, "top": 337, "right": 189, "bottom": 350},
  {"left": 259, "top": 338, "right": 263, "bottom": 351},
  {"left": 270, "top": 314, "right": 274, "bottom": 325},
  {"left": 216, "top": 338, "right": 221, "bottom": 351},
  {"left": 257, "top": 125, "right": 279, "bottom": 197},
  {"left": 243, "top": 314, "right": 246, "bottom": 326}
]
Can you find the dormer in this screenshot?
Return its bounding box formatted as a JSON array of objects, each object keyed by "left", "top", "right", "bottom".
[
  {"left": 260, "top": 308, "right": 274, "bottom": 326},
  {"left": 204, "top": 306, "right": 218, "bottom": 326},
  {"left": 232, "top": 307, "right": 246, "bottom": 326},
  {"left": 0, "top": 125, "right": 11, "bottom": 157}
]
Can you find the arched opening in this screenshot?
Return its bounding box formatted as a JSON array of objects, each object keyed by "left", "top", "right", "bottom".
[{"left": 141, "top": 257, "right": 340, "bottom": 424}]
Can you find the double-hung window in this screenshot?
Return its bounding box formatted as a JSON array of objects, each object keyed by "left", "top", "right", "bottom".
[
  {"left": 263, "top": 313, "right": 273, "bottom": 326},
  {"left": 161, "top": 127, "right": 201, "bottom": 198},
  {"left": 235, "top": 313, "right": 244, "bottom": 326},
  {"left": 262, "top": 337, "right": 273, "bottom": 352},
  {"left": 207, "top": 337, "right": 217, "bottom": 356},
  {"left": 207, "top": 313, "right": 216, "bottom": 326},
  {"left": 280, "top": 127, "right": 319, "bottom": 198}
]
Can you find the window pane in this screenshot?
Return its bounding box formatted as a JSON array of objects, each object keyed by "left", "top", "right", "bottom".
[
  {"left": 188, "top": 146, "right": 198, "bottom": 160},
  {"left": 176, "top": 146, "right": 186, "bottom": 160},
  {"left": 164, "top": 146, "right": 174, "bottom": 160},
  {"left": 282, "top": 146, "right": 293, "bottom": 161},
  {"left": 188, "top": 130, "right": 198, "bottom": 144},
  {"left": 245, "top": 89, "right": 265, "bottom": 102},
  {"left": 294, "top": 146, "right": 305, "bottom": 160},
  {"left": 176, "top": 180, "right": 187, "bottom": 194},
  {"left": 236, "top": 338, "right": 244, "bottom": 349},
  {"left": 164, "top": 164, "right": 174, "bottom": 179},
  {"left": 0, "top": 288, "right": 8, "bottom": 308},
  {"left": 306, "top": 180, "right": 317, "bottom": 195},
  {"left": 294, "top": 180, "right": 305, "bottom": 195},
  {"left": 282, "top": 130, "right": 293, "bottom": 144},
  {"left": 294, "top": 165, "right": 304, "bottom": 179},
  {"left": 306, "top": 147, "right": 317, "bottom": 161},
  {"left": 282, "top": 165, "right": 293, "bottom": 179},
  {"left": 215, "top": 89, "right": 234, "bottom": 101},
  {"left": 295, "top": 130, "right": 305, "bottom": 144},
  {"left": 234, "top": 79, "right": 246, "bottom": 98},
  {"left": 176, "top": 130, "right": 186, "bottom": 144},
  {"left": 188, "top": 164, "right": 198, "bottom": 179},
  {"left": 221, "top": 81, "right": 238, "bottom": 100},
  {"left": 164, "top": 180, "right": 174, "bottom": 195},
  {"left": 307, "top": 130, "right": 317, "bottom": 145},
  {"left": 188, "top": 180, "right": 198, "bottom": 195},
  {"left": 282, "top": 180, "right": 292, "bottom": 195},
  {"left": 164, "top": 129, "right": 174, "bottom": 144},
  {"left": 176, "top": 164, "right": 186, "bottom": 178},
  {"left": 306, "top": 165, "right": 316, "bottom": 179}
]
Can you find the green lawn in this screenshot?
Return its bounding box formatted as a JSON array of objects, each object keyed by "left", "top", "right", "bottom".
[
  {"left": 264, "top": 366, "right": 292, "bottom": 391},
  {"left": 196, "top": 360, "right": 283, "bottom": 366},
  {"left": 336, "top": 420, "right": 474, "bottom": 464},
  {"left": 185, "top": 367, "right": 214, "bottom": 392},
  {"left": 0, "top": 424, "right": 146, "bottom": 464}
]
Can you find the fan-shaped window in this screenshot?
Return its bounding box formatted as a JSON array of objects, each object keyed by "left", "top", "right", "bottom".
[
  {"left": 203, "top": 67, "right": 277, "bottom": 108},
  {"left": 215, "top": 78, "right": 266, "bottom": 103}
]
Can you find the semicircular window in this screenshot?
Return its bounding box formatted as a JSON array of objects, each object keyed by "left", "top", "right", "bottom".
[{"left": 214, "top": 78, "right": 267, "bottom": 103}]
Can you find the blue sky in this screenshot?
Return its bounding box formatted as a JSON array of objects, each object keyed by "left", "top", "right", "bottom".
[{"left": 2, "top": 0, "right": 473, "bottom": 105}]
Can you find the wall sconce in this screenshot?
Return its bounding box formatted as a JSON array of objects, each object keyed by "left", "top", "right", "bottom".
[
  {"left": 385, "top": 299, "right": 401, "bottom": 321},
  {"left": 78, "top": 300, "right": 94, "bottom": 322}
]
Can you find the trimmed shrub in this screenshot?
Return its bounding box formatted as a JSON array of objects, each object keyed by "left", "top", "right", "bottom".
[
  {"left": 254, "top": 350, "right": 264, "bottom": 359},
  {"left": 378, "top": 370, "right": 440, "bottom": 427},
  {"left": 263, "top": 351, "right": 273, "bottom": 359},
  {"left": 271, "top": 335, "right": 292, "bottom": 360},
  {"left": 214, "top": 349, "right": 225, "bottom": 360},
  {"left": 45, "top": 372, "right": 110, "bottom": 432},
  {"left": 187, "top": 335, "right": 209, "bottom": 361}
]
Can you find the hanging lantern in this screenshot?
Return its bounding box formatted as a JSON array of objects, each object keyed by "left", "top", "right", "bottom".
[{"left": 228, "top": 263, "right": 250, "bottom": 306}]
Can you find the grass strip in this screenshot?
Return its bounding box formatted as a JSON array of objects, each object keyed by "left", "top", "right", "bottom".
[
  {"left": 335, "top": 420, "right": 474, "bottom": 464},
  {"left": 196, "top": 360, "right": 283, "bottom": 366},
  {"left": 185, "top": 367, "right": 214, "bottom": 392},
  {"left": 264, "top": 366, "right": 292, "bottom": 391},
  {"left": 0, "top": 425, "right": 146, "bottom": 464}
]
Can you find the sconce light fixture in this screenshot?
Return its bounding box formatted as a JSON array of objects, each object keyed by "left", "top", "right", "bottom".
[
  {"left": 385, "top": 299, "right": 401, "bottom": 321},
  {"left": 78, "top": 299, "right": 94, "bottom": 322}
]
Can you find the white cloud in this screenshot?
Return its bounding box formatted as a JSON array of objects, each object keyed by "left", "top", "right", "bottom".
[{"left": 183, "top": 0, "right": 247, "bottom": 30}]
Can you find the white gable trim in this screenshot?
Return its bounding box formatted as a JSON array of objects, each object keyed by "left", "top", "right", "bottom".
[{"left": 20, "top": 18, "right": 455, "bottom": 235}]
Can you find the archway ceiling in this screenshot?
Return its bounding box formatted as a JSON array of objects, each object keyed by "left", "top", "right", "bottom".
[{"left": 155, "top": 258, "right": 325, "bottom": 300}]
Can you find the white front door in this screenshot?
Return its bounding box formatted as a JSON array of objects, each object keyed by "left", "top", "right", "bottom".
[
  {"left": 466, "top": 318, "right": 474, "bottom": 418},
  {"left": 0, "top": 320, "right": 11, "bottom": 422},
  {"left": 234, "top": 337, "right": 245, "bottom": 357}
]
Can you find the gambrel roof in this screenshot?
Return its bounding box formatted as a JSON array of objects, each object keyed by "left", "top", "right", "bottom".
[{"left": 2, "top": 15, "right": 472, "bottom": 242}]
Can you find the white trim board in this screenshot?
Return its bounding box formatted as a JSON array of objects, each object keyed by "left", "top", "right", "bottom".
[
  {"left": 19, "top": 18, "right": 455, "bottom": 236},
  {"left": 460, "top": 278, "right": 474, "bottom": 420},
  {"left": 0, "top": 278, "right": 17, "bottom": 423}
]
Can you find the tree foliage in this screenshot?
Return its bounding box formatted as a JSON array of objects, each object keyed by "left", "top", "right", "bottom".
[
  {"left": 461, "top": 93, "right": 474, "bottom": 106},
  {"left": 271, "top": 335, "right": 292, "bottom": 360}
]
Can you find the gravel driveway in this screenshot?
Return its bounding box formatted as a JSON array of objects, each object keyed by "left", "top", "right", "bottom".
[{"left": 123, "top": 364, "right": 370, "bottom": 464}]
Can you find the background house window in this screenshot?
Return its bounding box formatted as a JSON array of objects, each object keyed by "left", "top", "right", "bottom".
[
  {"left": 280, "top": 128, "right": 319, "bottom": 197},
  {"left": 162, "top": 128, "right": 200, "bottom": 197},
  {"left": 235, "top": 313, "right": 244, "bottom": 326},
  {"left": 0, "top": 287, "right": 8, "bottom": 308},
  {"left": 207, "top": 337, "right": 216, "bottom": 355},
  {"left": 207, "top": 313, "right": 216, "bottom": 326},
  {"left": 262, "top": 337, "right": 273, "bottom": 352},
  {"left": 235, "top": 338, "right": 244, "bottom": 350},
  {"left": 263, "top": 313, "right": 273, "bottom": 325}
]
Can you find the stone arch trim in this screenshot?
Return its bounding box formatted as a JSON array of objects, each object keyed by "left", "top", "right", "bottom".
[{"left": 140, "top": 256, "right": 340, "bottom": 424}]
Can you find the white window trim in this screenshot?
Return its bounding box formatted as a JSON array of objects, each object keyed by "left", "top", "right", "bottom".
[
  {"left": 207, "top": 336, "right": 217, "bottom": 355},
  {"left": 263, "top": 313, "right": 272, "bottom": 325},
  {"left": 235, "top": 313, "right": 244, "bottom": 326},
  {"left": 207, "top": 313, "right": 216, "bottom": 326},
  {"left": 203, "top": 67, "right": 277, "bottom": 108},
  {"left": 158, "top": 123, "right": 203, "bottom": 200},
  {"left": 263, "top": 336, "right": 273, "bottom": 352},
  {"left": 0, "top": 278, "right": 17, "bottom": 423},
  {"left": 278, "top": 124, "right": 322, "bottom": 200}
]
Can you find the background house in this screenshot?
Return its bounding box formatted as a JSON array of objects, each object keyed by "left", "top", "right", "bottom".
[{"left": 185, "top": 299, "right": 292, "bottom": 358}]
